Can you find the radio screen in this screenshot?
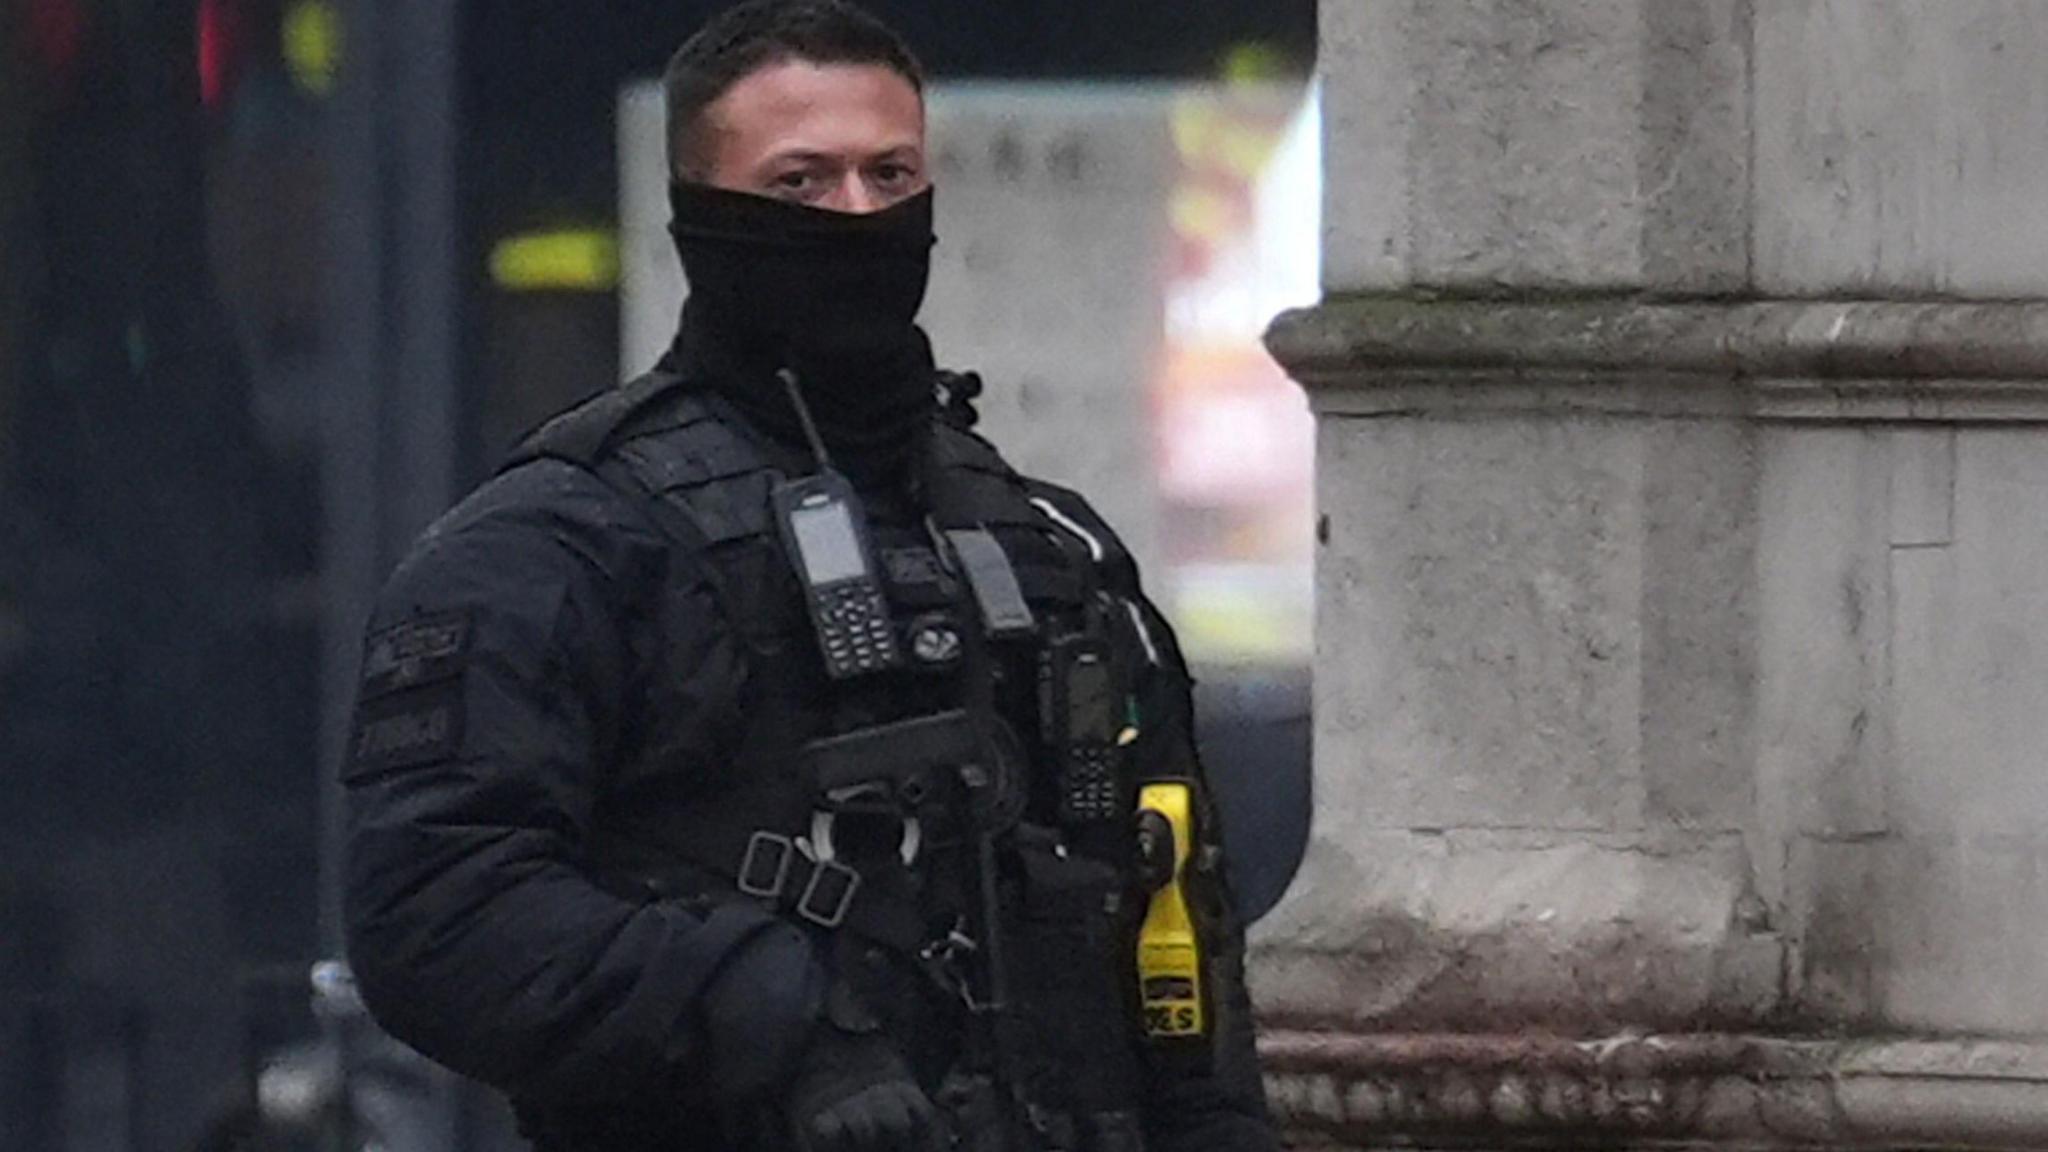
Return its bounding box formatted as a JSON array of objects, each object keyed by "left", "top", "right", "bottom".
[
  {"left": 1068, "top": 657, "right": 1118, "bottom": 742},
  {"left": 791, "top": 502, "right": 866, "bottom": 585}
]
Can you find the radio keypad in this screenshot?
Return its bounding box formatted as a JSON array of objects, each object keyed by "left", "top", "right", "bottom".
[
  {"left": 1060, "top": 746, "right": 1122, "bottom": 823},
  {"left": 819, "top": 583, "right": 902, "bottom": 678}
]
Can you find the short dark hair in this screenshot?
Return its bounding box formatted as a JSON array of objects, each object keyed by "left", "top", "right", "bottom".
[{"left": 663, "top": 0, "right": 926, "bottom": 180}]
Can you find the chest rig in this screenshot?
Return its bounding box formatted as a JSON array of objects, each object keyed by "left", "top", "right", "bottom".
[
  {"left": 513, "top": 370, "right": 1210, "bottom": 1145},
  {"left": 508, "top": 371, "right": 1157, "bottom": 947}
]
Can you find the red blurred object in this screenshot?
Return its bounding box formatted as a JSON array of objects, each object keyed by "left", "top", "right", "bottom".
[
  {"left": 26, "top": 0, "right": 88, "bottom": 92},
  {"left": 197, "top": 0, "right": 244, "bottom": 108}
]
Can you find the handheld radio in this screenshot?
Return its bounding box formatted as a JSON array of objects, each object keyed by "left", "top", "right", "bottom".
[
  {"left": 1040, "top": 634, "right": 1123, "bottom": 823},
  {"left": 773, "top": 473, "right": 903, "bottom": 678},
  {"left": 771, "top": 369, "right": 904, "bottom": 679}
]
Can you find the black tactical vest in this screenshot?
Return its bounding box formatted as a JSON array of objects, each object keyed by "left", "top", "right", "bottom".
[{"left": 505, "top": 371, "right": 1179, "bottom": 1130}]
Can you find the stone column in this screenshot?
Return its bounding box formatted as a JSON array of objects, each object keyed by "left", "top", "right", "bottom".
[{"left": 1257, "top": 3, "right": 2048, "bottom": 1148}]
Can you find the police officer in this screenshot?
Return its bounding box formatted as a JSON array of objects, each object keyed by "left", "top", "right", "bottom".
[{"left": 342, "top": 3, "right": 1279, "bottom": 1150}]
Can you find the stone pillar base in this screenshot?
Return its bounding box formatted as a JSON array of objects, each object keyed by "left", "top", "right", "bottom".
[
  {"left": 1260, "top": 297, "right": 2048, "bottom": 1150},
  {"left": 1261, "top": 1030, "right": 2048, "bottom": 1150}
]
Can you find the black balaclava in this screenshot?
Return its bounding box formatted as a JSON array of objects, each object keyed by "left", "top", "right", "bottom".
[{"left": 667, "top": 180, "right": 940, "bottom": 481}]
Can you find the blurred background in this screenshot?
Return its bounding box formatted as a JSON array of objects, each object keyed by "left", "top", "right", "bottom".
[{"left": 0, "top": 2, "right": 1317, "bottom": 1149}]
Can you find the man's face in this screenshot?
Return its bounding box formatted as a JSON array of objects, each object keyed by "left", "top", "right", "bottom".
[{"left": 695, "top": 59, "right": 928, "bottom": 214}]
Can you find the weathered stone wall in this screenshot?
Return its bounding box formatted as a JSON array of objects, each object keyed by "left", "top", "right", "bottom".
[
  {"left": 1262, "top": 2, "right": 2048, "bottom": 1146},
  {"left": 1772, "top": 421, "right": 2048, "bottom": 1035},
  {"left": 1754, "top": 2, "right": 2048, "bottom": 298}
]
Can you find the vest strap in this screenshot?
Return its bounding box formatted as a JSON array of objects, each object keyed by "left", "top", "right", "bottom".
[
  {"left": 504, "top": 368, "right": 688, "bottom": 472},
  {"left": 602, "top": 818, "right": 930, "bottom": 954}
]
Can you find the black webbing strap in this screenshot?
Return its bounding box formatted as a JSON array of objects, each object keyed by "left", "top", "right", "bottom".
[
  {"left": 599, "top": 817, "right": 928, "bottom": 954},
  {"left": 554, "top": 413, "right": 931, "bottom": 957}
]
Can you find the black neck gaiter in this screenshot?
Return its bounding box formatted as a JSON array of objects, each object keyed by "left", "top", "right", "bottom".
[{"left": 667, "top": 181, "right": 940, "bottom": 482}]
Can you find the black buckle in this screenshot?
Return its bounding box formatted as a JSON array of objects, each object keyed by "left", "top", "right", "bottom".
[
  {"left": 795, "top": 857, "right": 861, "bottom": 929},
  {"left": 738, "top": 832, "right": 794, "bottom": 899}
]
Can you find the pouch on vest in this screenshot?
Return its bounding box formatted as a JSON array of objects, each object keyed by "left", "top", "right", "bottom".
[{"left": 1000, "top": 832, "right": 1146, "bottom": 1118}]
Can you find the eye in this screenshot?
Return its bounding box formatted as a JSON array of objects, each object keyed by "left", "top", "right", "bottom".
[
  {"left": 762, "top": 166, "right": 834, "bottom": 203},
  {"left": 872, "top": 162, "right": 918, "bottom": 187}
]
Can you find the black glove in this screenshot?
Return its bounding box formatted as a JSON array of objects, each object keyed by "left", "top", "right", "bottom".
[
  {"left": 786, "top": 1027, "right": 944, "bottom": 1152},
  {"left": 697, "top": 914, "right": 827, "bottom": 1104}
]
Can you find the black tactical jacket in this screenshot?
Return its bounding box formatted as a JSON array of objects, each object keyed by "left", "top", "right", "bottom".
[{"left": 342, "top": 369, "right": 1277, "bottom": 1152}]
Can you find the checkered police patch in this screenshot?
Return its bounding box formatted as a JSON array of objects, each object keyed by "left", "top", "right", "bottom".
[{"left": 360, "top": 612, "right": 471, "bottom": 699}]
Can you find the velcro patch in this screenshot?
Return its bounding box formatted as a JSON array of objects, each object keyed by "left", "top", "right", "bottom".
[
  {"left": 882, "top": 546, "right": 944, "bottom": 587},
  {"left": 347, "top": 682, "right": 465, "bottom": 778},
  {"left": 360, "top": 612, "right": 471, "bottom": 699}
]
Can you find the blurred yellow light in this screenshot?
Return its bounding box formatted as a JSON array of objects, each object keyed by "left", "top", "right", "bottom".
[
  {"left": 1171, "top": 100, "right": 1281, "bottom": 177},
  {"left": 1172, "top": 104, "right": 1221, "bottom": 159},
  {"left": 1170, "top": 187, "right": 1234, "bottom": 242},
  {"left": 1220, "top": 42, "right": 1289, "bottom": 86},
  {"left": 284, "top": 1, "right": 341, "bottom": 96},
  {"left": 489, "top": 230, "right": 621, "bottom": 293}
]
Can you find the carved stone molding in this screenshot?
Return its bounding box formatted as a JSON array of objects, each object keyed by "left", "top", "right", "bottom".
[
  {"left": 1259, "top": 1029, "right": 2048, "bottom": 1150},
  {"left": 1266, "top": 299, "right": 2048, "bottom": 423}
]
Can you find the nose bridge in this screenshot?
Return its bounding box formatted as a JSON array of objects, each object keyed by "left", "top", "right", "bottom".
[{"left": 838, "top": 168, "right": 881, "bottom": 214}]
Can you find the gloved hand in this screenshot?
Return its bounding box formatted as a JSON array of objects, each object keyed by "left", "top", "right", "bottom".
[
  {"left": 785, "top": 1027, "right": 945, "bottom": 1152},
  {"left": 697, "top": 914, "right": 826, "bottom": 1103}
]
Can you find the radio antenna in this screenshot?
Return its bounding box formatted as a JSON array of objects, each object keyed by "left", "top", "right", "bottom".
[{"left": 777, "top": 367, "right": 836, "bottom": 474}]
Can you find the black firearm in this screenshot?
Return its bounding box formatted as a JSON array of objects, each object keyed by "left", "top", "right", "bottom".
[{"left": 804, "top": 708, "right": 1032, "bottom": 1151}]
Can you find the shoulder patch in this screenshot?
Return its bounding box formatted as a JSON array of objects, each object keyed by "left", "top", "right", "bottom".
[
  {"left": 360, "top": 612, "right": 471, "bottom": 699},
  {"left": 348, "top": 682, "right": 465, "bottom": 778}
]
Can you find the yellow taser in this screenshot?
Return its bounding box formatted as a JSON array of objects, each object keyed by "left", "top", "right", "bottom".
[{"left": 1136, "top": 781, "right": 1206, "bottom": 1041}]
